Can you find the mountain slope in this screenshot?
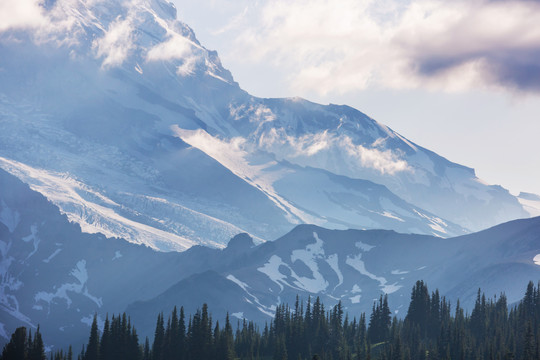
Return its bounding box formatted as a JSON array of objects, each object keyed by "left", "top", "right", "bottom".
[
  {"left": 130, "top": 217, "right": 540, "bottom": 343},
  {"left": 0, "top": 0, "right": 528, "bottom": 251},
  {"left": 2, "top": 166, "right": 539, "bottom": 349}
]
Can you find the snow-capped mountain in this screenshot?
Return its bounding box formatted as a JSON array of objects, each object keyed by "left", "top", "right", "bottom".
[
  {"left": 130, "top": 216, "right": 540, "bottom": 341},
  {"left": 0, "top": 0, "right": 529, "bottom": 252},
  {"left": 2, "top": 168, "right": 539, "bottom": 349},
  {"left": 0, "top": 168, "right": 254, "bottom": 348},
  {"left": 518, "top": 192, "right": 540, "bottom": 217}
]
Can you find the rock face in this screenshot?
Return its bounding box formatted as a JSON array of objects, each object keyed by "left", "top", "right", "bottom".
[
  {"left": 0, "top": 0, "right": 528, "bottom": 254},
  {"left": 2, "top": 168, "right": 539, "bottom": 349}
]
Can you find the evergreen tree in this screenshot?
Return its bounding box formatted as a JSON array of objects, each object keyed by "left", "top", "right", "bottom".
[
  {"left": 8, "top": 279, "right": 540, "bottom": 360},
  {"left": 152, "top": 313, "right": 164, "bottom": 360},
  {"left": 29, "top": 326, "right": 46, "bottom": 360},
  {"left": 99, "top": 316, "right": 110, "bottom": 360},
  {"left": 85, "top": 315, "right": 100, "bottom": 360},
  {"left": 1, "top": 327, "right": 28, "bottom": 360}
]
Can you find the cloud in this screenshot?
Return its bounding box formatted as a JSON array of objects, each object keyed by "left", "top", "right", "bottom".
[
  {"left": 0, "top": 0, "right": 78, "bottom": 40},
  {"left": 226, "top": 0, "right": 540, "bottom": 94},
  {"left": 146, "top": 33, "right": 193, "bottom": 61},
  {"left": 93, "top": 15, "right": 135, "bottom": 68},
  {"left": 0, "top": 0, "right": 48, "bottom": 32},
  {"left": 258, "top": 128, "right": 410, "bottom": 175},
  {"left": 146, "top": 33, "right": 201, "bottom": 76},
  {"left": 229, "top": 102, "right": 276, "bottom": 124}
]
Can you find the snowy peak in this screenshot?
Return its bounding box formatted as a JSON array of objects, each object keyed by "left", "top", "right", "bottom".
[
  {"left": 4, "top": 0, "right": 235, "bottom": 85},
  {"left": 518, "top": 192, "right": 540, "bottom": 217},
  {"left": 0, "top": 0, "right": 530, "bottom": 251}
]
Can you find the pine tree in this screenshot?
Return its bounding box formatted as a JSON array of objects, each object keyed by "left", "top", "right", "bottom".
[
  {"left": 99, "top": 316, "right": 110, "bottom": 360},
  {"left": 29, "top": 326, "right": 46, "bottom": 360},
  {"left": 1, "top": 326, "right": 28, "bottom": 360},
  {"left": 152, "top": 313, "right": 165, "bottom": 360},
  {"left": 142, "top": 337, "right": 150, "bottom": 360},
  {"left": 85, "top": 315, "right": 100, "bottom": 360}
]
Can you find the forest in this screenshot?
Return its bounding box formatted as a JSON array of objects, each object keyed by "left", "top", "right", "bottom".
[{"left": 2, "top": 280, "right": 540, "bottom": 360}]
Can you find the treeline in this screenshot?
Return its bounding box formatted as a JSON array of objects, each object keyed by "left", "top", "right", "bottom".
[{"left": 3, "top": 280, "right": 540, "bottom": 359}]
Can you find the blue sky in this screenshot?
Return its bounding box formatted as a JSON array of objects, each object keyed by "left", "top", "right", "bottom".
[{"left": 172, "top": 0, "right": 540, "bottom": 197}]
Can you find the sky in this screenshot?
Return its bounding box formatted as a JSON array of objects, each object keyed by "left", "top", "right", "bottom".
[{"left": 171, "top": 0, "right": 540, "bottom": 197}]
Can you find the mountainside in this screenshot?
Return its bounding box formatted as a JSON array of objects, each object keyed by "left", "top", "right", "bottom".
[
  {"left": 130, "top": 217, "right": 540, "bottom": 341},
  {"left": 0, "top": 0, "right": 530, "bottom": 252},
  {"left": 2, "top": 168, "right": 539, "bottom": 349}
]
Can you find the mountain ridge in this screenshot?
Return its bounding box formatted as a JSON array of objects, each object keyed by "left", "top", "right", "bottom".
[
  {"left": 0, "top": 0, "right": 531, "bottom": 251},
  {"left": 1, "top": 166, "right": 540, "bottom": 349}
]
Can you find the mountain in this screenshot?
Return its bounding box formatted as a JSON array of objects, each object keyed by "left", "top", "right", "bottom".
[
  {"left": 129, "top": 217, "right": 540, "bottom": 341},
  {"left": 2, "top": 168, "right": 539, "bottom": 349},
  {"left": 0, "top": 0, "right": 529, "bottom": 252},
  {"left": 518, "top": 192, "right": 540, "bottom": 217}
]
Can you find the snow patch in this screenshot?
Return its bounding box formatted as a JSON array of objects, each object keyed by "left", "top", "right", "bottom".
[
  {"left": 22, "top": 224, "right": 40, "bottom": 259},
  {"left": 0, "top": 200, "right": 20, "bottom": 233},
  {"left": 326, "top": 254, "right": 343, "bottom": 291},
  {"left": 290, "top": 232, "right": 329, "bottom": 293},
  {"left": 231, "top": 312, "right": 244, "bottom": 320},
  {"left": 346, "top": 253, "right": 401, "bottom": 294},
  {"left": 34, "top": 260, "right": 103, "bottom": 310},
  {"left": 43, "top": 249, "right": 62, "bottom": 263},
  {"left": 226, "top": 274, "right": 250, "bottom": 292},
  {"left": 350, "top": 295, "right": 362, "bottom": 304},
  {"left": 381, "top": 211, "right": 404, "bottom": 222},
  {"left": 413, "top": 210, "right": 447, "bottom": 235},
  {"left": 81, "top": 314, "right": 104, "bottom": 331},
  {"left": 355, "top": 241, "right": 375, "bottom": 252},
  {"left": 257, "top": 256, "right": 289, "bottom": 292},
  {"left": 391, "top": 269, "right": 409, "bottom": 275},
  {"left": 227, "top": 274, "right": 275, "bottom": 318}
]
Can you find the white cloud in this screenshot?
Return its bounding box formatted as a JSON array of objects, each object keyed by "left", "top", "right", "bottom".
[
  {"left": 146, "top": 33, "right": 193, "bottom": 61},
  {"left": 258, "top": 128, "right": 410, "bottom": 175},
  {"left": 0, "top": 0, "right": 47, "bottom": 32},
  {"left": 0, "top": 0, "right": 79, "bottom": 40},
  {"left": 93, "top": 15, "right": 135, "bottom": 68},
  {"left": 0, "top": 0, "right": 48, "bottom": 32},
  {"left": 229, "top": 102, "right": 276, "bottom": 124},
  {"left": 146, "top": 33, "right": 201, "bottom": 76},
  {"left": 225, "top": 0, "right": 540, "bottom": 94}
]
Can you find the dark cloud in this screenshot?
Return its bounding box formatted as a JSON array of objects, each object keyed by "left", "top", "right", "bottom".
[
  {"left": 488, "top": 49, "right": 540, "bottom": 91},
  {"left": 414, "top": 47, "right": 540, "bottom": 92}
]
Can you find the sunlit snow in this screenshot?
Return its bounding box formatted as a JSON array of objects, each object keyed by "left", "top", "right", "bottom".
[
  {"left": 289, "top": 232, "right": 329, "bottom": 293},
  {"left": 346, "top": 253, "right": 401, "bottom": 294},
  {"left": 34, "top": 260, "right": 102, "bottom": 310}
]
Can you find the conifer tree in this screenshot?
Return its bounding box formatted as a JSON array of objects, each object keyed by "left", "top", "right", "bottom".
[
  {"left": 152, "top": 313, "right": 164, "bottom": 360},
  {"left": 85, "top": 315, "right": 100, "bottom": 360},
  {"left": 29, "top": 326, "right": 46, "bottom": 360},
  {"left": 99, "top": 316, "right": 110, "bottom": 360},
  {"left": 1, "top": 326, "right": 28, "bottom": 360}
]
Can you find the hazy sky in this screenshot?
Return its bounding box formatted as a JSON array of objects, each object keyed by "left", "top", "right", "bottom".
[{"left": 171, "top": 0, "right": 540, "bottom": 197}]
